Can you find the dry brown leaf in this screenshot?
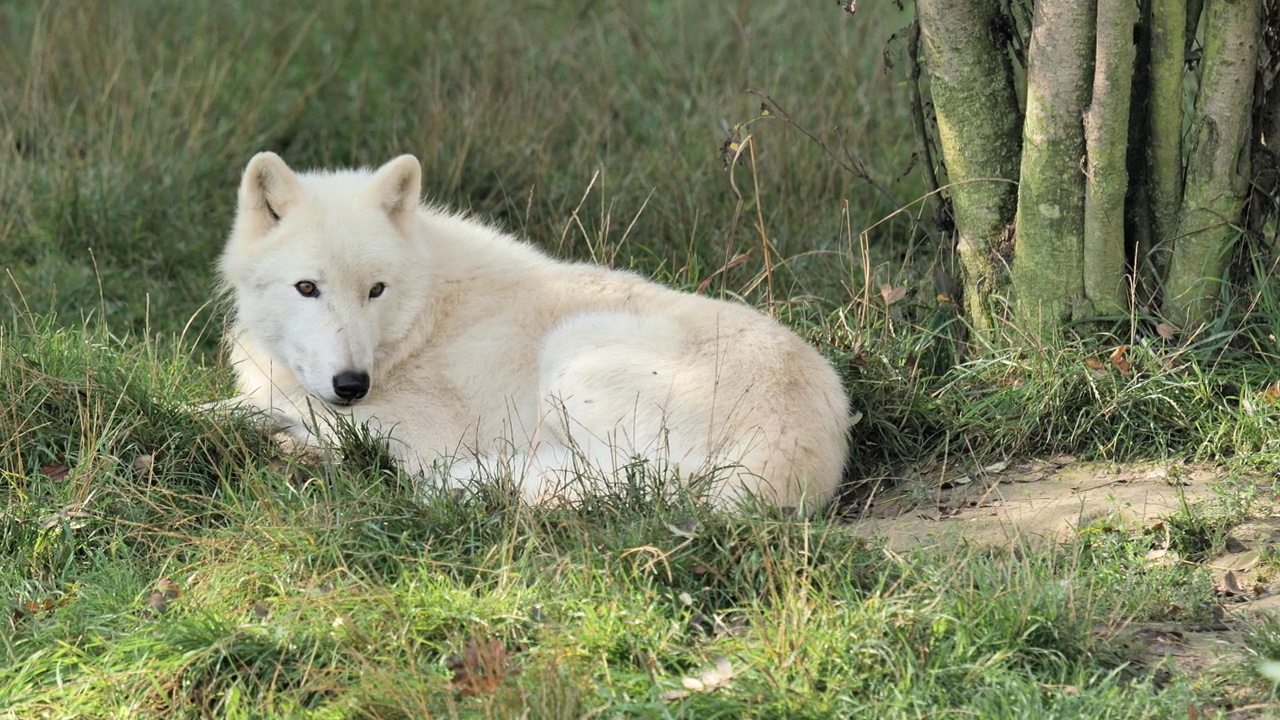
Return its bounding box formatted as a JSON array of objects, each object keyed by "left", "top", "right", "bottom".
[
  {"left": 41, "top": 464, "right": 70, "bottom": 481},
  {"left": 39, "top": 508, "right": 93, "bottom": 530},
  {"left": 447, "top": 637, "right": 517, "bottom": 697},
  {"left": 1220, "top": 570, "right": 1247, "bottom": 597},
  {"left": 879, "top": 284, "right": 908, "bottom": 306},
  {"left": 1109, "top": 345, "right": 1132, "bottom": 376},
  {"left": 143, "top": 593, "right": 169, "bottom": 619},
  {"left": 24, "top": 596, "right": 67, "bottom": 614},
  {"left": 156, "top": 579, "right": 181, "bottom": 600},
  {"left": 1084, "top": 357, "right": 1107, "bottom": 376},
  {"left": 14, "top": 596, "right": 68, "bottom": 624},
  {"left": 1263, "top": 381, "right": 1280, "bottom": 404},
  {"left": 142, "top": 579, "right": 182, "bottom": 620}
]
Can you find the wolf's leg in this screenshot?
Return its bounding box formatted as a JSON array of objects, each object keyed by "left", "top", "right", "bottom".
[{"left": 202, "top": 396, "right": 327, "bottom": 463}]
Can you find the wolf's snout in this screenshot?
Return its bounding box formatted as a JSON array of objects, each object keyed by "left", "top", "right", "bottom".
[{"left": 332, "top": 371, "right": 371, "bottom": 402}]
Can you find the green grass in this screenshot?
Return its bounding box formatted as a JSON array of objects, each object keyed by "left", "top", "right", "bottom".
[
  {"left": 0, "top": 0, "right": 921, "bottom": 353},
  {"left": 0, "top": 322, "right": 1264, "bottom": 718},
  {"left": 5, "top": 0, "right": 1280, "bottom": 717}
]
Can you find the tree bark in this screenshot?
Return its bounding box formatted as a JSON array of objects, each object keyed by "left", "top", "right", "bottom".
[
  {"left": 1165, "top": 0, "right": 1261, "bottom": 328},
  {"left": 1083, "top": 0, "right": 1138, "bottom": 317},
  {"left": 1011, "top": 0, "right": 1096, "bottom": 333},
  {"left": 1148, "top": 0, "right": 1186, "bottom": 273},
  {"left": 916, "top": 0, "right": 1022, "bottom": 334}
]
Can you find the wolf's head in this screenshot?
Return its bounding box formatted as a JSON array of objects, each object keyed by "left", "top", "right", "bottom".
[{"left": 219, "top": 153, "right": 434, "bottom": 405}]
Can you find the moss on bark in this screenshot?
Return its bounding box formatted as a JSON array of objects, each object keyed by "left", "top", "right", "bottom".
[
  {"left": 1011, "top": 0, "right": 1096, "bottom": 333},
  {"left": 1148, "top": 0, "right": 1186, "bottom": 270},
  {"left": 1082, "top": 0, "right": 1137, "bottom": 317},
  {"left": 917, "top": 0, "right": 1022, "bottom": 333},
  {"left": 1165, "top": 0, "right": 1262, "bottom": 328}
]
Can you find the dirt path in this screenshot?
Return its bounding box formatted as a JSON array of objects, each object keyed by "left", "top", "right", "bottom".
[{"left": 848, "top": 457, "right": 1222, "bottom": 550}]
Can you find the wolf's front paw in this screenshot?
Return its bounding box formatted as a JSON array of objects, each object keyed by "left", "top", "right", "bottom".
[{"left": 270, "top": 428, "right": 326, "bottom": 466}]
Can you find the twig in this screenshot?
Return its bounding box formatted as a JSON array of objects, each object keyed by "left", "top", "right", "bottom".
[
  {"left": 746, "top": 137, "right": 776, "bottom": 311},
  {"left": 744, "top": 89, "right": 936, "bottom": 245},
  {"left": 906, "top": 20, "right": 942, "bottom": 213}
]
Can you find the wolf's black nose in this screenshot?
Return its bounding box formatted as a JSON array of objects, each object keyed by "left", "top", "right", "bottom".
[{"left": 333, "top": 371, "right": 370, "bottom": 401}]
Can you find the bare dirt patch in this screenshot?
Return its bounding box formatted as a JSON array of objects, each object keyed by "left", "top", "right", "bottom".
[
  {"left": 849, "top": 457, "right": 1222, "bottom": 551},
  {"left": 849, "top": 459, "right": 1280, "bottom": 714}
]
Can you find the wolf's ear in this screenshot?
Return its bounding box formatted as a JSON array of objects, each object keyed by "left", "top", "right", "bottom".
[
  {"left": 238, "top": 152, "right": 300, "bottom": 233},
  {"left": 366, "top": 155, "right": 422, "bottom": 230}
]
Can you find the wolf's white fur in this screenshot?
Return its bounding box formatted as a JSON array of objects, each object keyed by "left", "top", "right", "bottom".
[{"left": 219, "top": 153, "right": 850, "bottom": 511}]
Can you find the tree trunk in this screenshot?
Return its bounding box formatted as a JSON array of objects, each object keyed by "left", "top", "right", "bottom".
[
  {"left": 1164, "top": 0, "right": 1261, "bottom": 328},
  {"left": 1011, "top": 0, "right": 1096, "bottom": 333},
  {"left": 905, "top": 0, "right": 1265, "bottom": 343},
  {"left": 1082, "top": 0, "right": 1138, "bottom": 317},
  {"left": 916, "top": 0, "right": 1022, "bottom": 334},
  {"left": 1148, "top": 0, "right": 1186, "bottom": 272}
]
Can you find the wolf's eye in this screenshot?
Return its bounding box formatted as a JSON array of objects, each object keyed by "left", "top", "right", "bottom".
[
  {"left": 295, "top": 281, "right": 319, "bottom": 298},
  {"left": 369, "top": 282, "right": 386, "bottom": 299}
]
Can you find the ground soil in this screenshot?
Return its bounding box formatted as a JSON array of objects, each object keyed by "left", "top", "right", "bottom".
[
  {"left": 846, "top": 458, "right": 1280, "bottom": 716},
  {"left": 849, "top": 456, "right": 1221, "bottom": 550}
]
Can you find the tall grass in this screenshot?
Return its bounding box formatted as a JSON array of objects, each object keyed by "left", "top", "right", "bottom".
[{"left": 0, "top": 0, "right": 921, "bottom": 351}]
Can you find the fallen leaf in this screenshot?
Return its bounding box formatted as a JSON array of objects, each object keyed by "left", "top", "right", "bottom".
[
  {"left": 25, "top": 597, "right": 59, "bottom": 614},
  {"left": 528, "top": 604, "right": 548, "bottom": 623},
  {"left": 1221, "top": 570, "right": 1247, "bottom": 597},
  {"left": 666, "top": 518, "right": 701, "bottom": 538},
  {"left": 156, "top": 579, "right": 181, "bottom": 600},
  {"left": 1109, "top": 345, "right": 1132, "bottom": 376},
  {"left": 1084, "top": 357, "right": 1107, "bottom": 376},
  {"left": 664, "top": 656, "right": 737, "bottom": 701},
  {"left": 447, "top": 637, "right": 517, "bottom": 697},
  {"left": 143, "top": 592, "right": 169, "bottom": 619},
  {"left": 142, "top": 579, "right": 181, "bottom": 620},
  {"left": 1263, "top": 381, "right": 1280, "bottom": 404},
  {"left": 41, "top": 464, "right": 70, "bottom": 481},
  {"left": 879, "top": 284, "right": 908, "bottom": 306},
  {"left": 39, "top": 508, "right": 93, "bottom": 530}
]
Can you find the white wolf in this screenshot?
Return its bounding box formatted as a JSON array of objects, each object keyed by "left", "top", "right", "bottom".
[{"left": 218, "top": 153, "right": 850, "bottom": 511}]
